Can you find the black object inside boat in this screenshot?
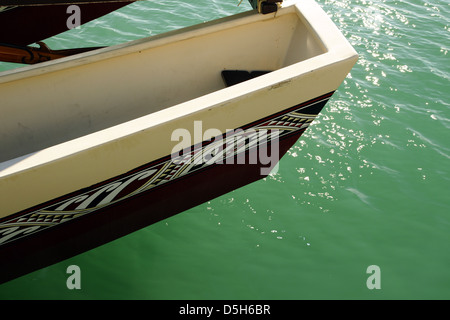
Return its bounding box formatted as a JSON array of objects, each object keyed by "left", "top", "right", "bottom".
[{"left": 221, "top": 70, "right": 272, "bottom": 87}]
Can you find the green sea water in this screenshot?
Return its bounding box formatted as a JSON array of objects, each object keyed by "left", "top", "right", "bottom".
[{"left": 0, "top": 0, "right": 449, "bottom": 300}]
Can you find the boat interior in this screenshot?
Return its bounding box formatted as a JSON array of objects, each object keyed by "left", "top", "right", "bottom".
[{"left": 0, "top": 7, "right": 326, "bottom": 166}]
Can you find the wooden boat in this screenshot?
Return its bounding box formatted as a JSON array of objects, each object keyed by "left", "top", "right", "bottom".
[{"left": 0, "top": 0, "right": 357, "bottom": 283}]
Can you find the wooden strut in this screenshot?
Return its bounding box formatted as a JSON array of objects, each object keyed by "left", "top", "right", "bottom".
[{"left": 0, "top": 42, "right": 104, "bottom": 64}]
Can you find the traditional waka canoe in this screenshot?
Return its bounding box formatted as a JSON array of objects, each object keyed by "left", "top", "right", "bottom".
[{"left": 0, "top": 0, "right": 357, "bottom": 283}]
